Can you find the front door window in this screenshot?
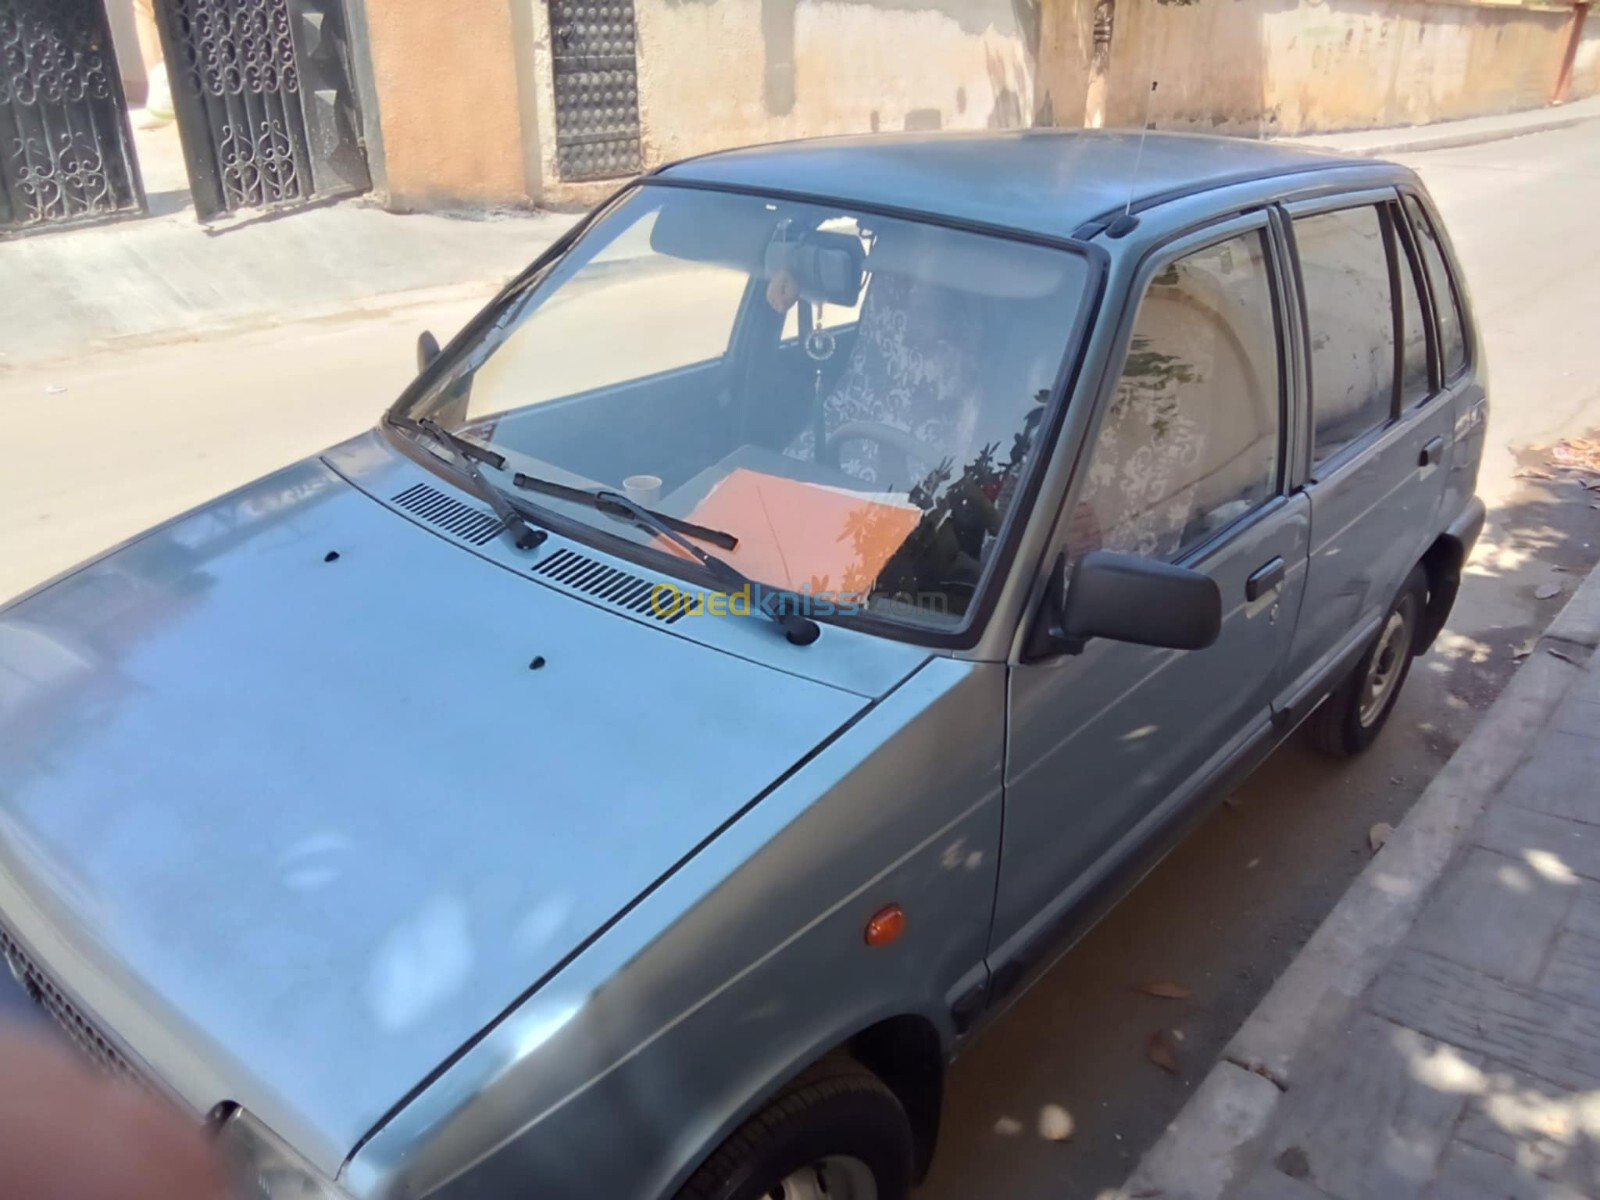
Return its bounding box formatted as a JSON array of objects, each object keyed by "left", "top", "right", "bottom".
[{"left": 1071, "top": 230, "right": 1282, "bottom": 565}]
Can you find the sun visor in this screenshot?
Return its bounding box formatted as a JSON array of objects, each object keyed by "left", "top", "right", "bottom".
[
  {"left": 648, "top": 191, "right": 776, "bottom": 273},
  {"left": 866, "top": 225, "right": 1076, "bottom": 299}
]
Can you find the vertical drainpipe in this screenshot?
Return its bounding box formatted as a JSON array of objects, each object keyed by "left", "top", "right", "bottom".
[
  {"left": 1083, "top": 0, "right": 1115, "bottom": 128},
  {"left": 1554, "top": 1, "right": 1590, "bottom": 105},
  {"left": 508, "top": 0, "right": 548, "bottom": 207}
]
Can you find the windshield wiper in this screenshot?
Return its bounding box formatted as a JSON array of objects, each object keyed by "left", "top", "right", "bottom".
[
  {"left": 410, "top": 419, "right": 550, "bottom": 552},
  {"left": 512, "top": 471, "right": 820, "bottom": 646},
  {"left": 510, "top": 471, "right": 739, "bottom": 551}
]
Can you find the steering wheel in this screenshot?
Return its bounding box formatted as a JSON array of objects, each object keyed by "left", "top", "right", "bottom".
[{"left": 820, "top": 420, "right": 940, "bottom": 485}]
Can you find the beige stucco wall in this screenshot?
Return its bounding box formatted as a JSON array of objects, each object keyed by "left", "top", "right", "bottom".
[
  {"left": 1035, "top": 0, "right": 1098, "bottom": 124},
  {"left": 633, "top": 0, "right": 1037, "bottom": 158},
  {"left": 1103, "top": 0, "right": 1575, "bottom": 135},
  {"left": 361, "top": 0, "right": 1582, "bottom": 208},
  {"left": 364, "top": 0, "right": 534, "bottom": 210},
  {"left": 1572, "top": 13, "right": 1600, "bottom": 97}
]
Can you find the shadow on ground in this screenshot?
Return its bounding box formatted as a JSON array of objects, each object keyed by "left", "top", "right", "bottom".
[{"left": 918, "top": 444, "right": 1600, "bottom": 1200}]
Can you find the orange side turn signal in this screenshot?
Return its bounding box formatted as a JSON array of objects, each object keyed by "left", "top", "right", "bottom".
[{"left": 864, "top": 904, "right": 906, "bottom": 947}]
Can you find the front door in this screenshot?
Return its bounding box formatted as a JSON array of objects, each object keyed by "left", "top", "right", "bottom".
[
  {"left": 992, "top": 214, "right": 1310, "bottom": 969},
  {"left": 152, "top": 0, "right": 370, "bottom": 219},
  {"left": 0, "top": 0, "right": 144, "bottom": 232}
]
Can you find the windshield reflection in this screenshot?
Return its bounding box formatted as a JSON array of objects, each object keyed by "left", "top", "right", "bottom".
[{"left": 402, "top": 186, "right": 1089, "bottom": 631}]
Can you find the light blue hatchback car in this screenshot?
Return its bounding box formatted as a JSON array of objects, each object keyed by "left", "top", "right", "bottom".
[{"left": 0, "top": 130, "right": 1485, "bottom": 1200}]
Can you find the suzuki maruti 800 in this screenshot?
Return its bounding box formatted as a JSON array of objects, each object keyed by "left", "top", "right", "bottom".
[{"left": 0, "top": 131, "right": 1485, "bottom": 1200}]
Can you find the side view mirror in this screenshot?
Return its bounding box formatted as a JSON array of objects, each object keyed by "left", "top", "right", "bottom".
[
  {"left": 417, "top": 330, "right": 442, "bottom": 373},
  {"left": 1038, "top": 549, "right": 1221, "bottom": 656}
]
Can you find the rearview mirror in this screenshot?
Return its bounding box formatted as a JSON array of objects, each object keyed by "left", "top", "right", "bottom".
[
  {"left": 417, "top": 330, "right": 441, "bottom": 373},
  {"left": 1048, "top": 550, "right": 1221, "bottom": 654}
]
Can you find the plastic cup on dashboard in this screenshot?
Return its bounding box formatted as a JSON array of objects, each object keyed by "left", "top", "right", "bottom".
[{"left": 623, "top": 474, "right": 663, "bottom": 505}]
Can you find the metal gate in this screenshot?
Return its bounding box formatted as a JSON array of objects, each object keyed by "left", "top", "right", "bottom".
[
  {"left": 154, "top": 0, "right": 369, "bottom": 220},
  {"left": 548, "top": 0, "right": 642, "bottom": 181},
  {"left": 0, "top": 0, "right": 144, "bottom": 233}
]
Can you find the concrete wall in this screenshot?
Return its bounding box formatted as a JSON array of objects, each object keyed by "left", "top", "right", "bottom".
[
  {"left": 1103, "top": 0, "right": 1576, "bottom": 135},
  {"left": 362, "top": 0, "right": 537, "bottom": 210},
  {"left": 632, "top": 0, "right": 1039, "bottom": 160},
  {"left": 1572, "top": 11, "right": 1600, "bottom": 97},
  {"left": 352, "top": 0, "right": 1585, "bottom": 210}
]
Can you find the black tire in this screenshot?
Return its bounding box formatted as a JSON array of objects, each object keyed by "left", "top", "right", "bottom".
[
  {"left": 675, "top": 1054, "right": 913, "bottom": 1200},
  {"left": 1306, "top": 564, "right": 1428, "bottom": 757}
]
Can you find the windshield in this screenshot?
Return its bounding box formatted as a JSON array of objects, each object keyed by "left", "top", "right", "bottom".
[{"left": 399, "top": 184, "right": 1090, "bottom": 633}]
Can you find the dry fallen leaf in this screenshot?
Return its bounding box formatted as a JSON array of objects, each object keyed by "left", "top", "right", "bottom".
[
  {"left": 1369, "top": 822, "right": 1395, "bottom": 852},
  {"left": 1147, "top": 1030, "right": 1180, "bottom": 1074},
  {"left": 1535, "top": 583, "right": 1563, "bottom": 600},
  {"left": 1037, "top": 1103, "right": 1075, "bottom": 1142},
  {"left": 1138, "top": 980, "right": 1193, "bottom": 1000}
]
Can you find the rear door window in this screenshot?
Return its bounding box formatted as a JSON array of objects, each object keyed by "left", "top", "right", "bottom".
[
  {"left": 1404, "top": 195, "right": 1468, "bottom": 380},
  {"left": 1293, "top": 205, "right": 1395, "bottom": 467}
]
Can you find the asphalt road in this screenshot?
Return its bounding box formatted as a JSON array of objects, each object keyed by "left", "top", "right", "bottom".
[
  {"left": 0, "top": 120, "right": 1597, "bottom": 1200},
  {"left": 918, "top": 123, "right": 1600, "bottom": 1199}
]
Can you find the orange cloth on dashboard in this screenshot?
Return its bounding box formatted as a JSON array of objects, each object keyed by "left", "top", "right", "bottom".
[{"left": 674, "top": 468, "right": 921, "bottom": 595}]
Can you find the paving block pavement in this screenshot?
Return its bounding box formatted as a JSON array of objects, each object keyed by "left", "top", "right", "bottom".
[{"left": 1121, "top": 560, "right": 1600, "bottom": 1200}]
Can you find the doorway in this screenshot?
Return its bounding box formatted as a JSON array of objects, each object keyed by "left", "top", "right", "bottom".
[{"left": 1, "top": 0, "right": 370, "bottom": 234}]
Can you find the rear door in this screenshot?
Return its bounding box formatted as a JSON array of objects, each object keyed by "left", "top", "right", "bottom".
[
  {"left": 993, "top": 213, "right": 1311, "bottom": 965},
  {"left": 1401, "top": 190, "right": 1487, "bottom": 532},
  {"left": 1276, "top": 191, "right": 1456, "bottom": 709}
]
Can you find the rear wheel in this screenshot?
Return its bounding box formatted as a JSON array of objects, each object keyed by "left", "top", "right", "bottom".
[
  {"left": 1307, "top": 565, "right": 1427, "bottom": 757},
  {"left": 675, "top": 1055, "right": 912, "bottom": 1200}
]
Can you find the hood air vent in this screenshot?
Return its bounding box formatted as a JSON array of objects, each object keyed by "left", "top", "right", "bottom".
[
  {"left": 532, "top": 548, "right": 686, "bottom": 625},
  {"left": 392, "top": 483, "right": 504, "bottom": 547}
]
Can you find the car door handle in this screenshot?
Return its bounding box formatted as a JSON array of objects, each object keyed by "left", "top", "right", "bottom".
[
  {"left": 1246, "top": 557, "right": 1286, "bottom": 601},
  {"left": 1419, "top": 436, "right": 1445, "bottom": 468}
]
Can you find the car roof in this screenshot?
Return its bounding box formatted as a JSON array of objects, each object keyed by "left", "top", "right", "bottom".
[{"left": 655, "top": 129, "right": 1382, "bottom": 242}]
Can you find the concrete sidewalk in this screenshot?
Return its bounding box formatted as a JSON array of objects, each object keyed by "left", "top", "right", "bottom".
[
  {"left": 1122, "top": 561, "right": 1600, "bottom": 1200},
  {"left": 0, "top": 200, "right": 573, "bottom": 368},
  {"left": 1284, "top": 95, "right": 1600, "bottom": 158}
]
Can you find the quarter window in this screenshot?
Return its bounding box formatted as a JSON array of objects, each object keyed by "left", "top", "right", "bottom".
[
  {"left": 1294, "top": 205, "right": 1396, "bottom": 466},
  {"left": 1070, "top": 231, "right": 1282, "bottom": 564},
  {"left": 1405, "top": 195, "right": 1468, "bottom": 379},
  {"left": 1395, "top": 215, "right": 1431, "bottom": 406}
]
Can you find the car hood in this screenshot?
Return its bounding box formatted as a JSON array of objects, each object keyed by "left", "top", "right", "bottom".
[{"left": 0, "top": 456, "right": 872, "bottom": 1171}]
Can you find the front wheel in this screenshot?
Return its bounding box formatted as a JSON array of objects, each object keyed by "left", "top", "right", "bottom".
[
  {"left": 1306, "top": 565, "right": 1428, "bottom": 757},
  {"left": 675, "top": 1055, "right": 912, "bottom": 1200}
]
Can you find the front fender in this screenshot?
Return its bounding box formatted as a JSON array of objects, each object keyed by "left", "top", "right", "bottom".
[{"left": 344, "top": 657, "right": 1005, "bottom": 1200}]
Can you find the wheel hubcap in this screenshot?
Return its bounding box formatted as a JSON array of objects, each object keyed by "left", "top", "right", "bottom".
[
  {"left": 769, "top": 1156, "right": 877, "bottom": 1200},
  {"left": 1358, "top": 606, "right": 1413, "bottom": 727}
]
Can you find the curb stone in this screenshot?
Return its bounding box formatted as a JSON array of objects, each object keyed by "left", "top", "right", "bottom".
[
  {"left": 1115, "top": 560, "right": 1600, "bottom": 1200},
  {"left": 1275, "top": 97, "right": 1600, "bottom": 158},
  {"left": 1292, "top": 114, "right": 1591, "bottom": 158}
]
